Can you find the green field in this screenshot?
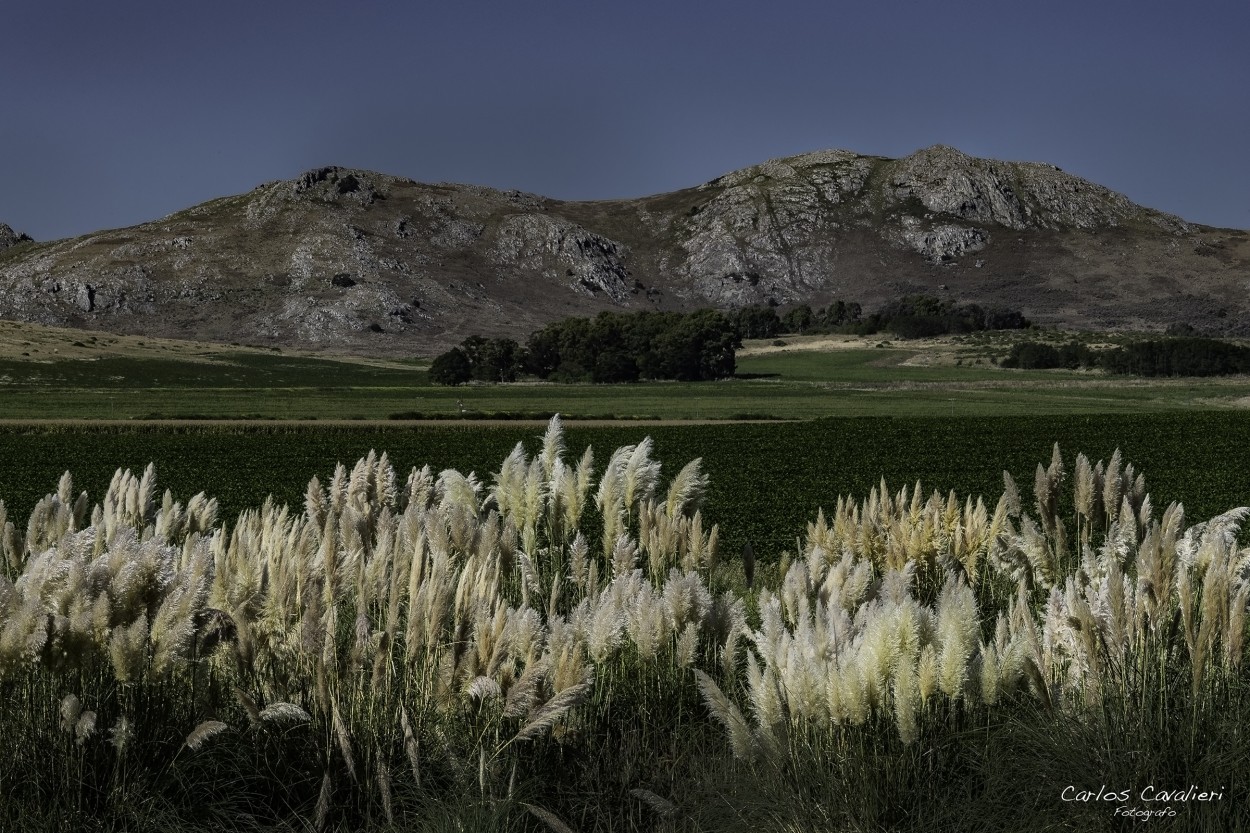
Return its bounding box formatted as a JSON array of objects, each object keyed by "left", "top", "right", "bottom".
[
  {"left": 4, "top": 413, "right": 1250, "bottom": 560},
  {"left": 4, "top": 324, "right": 1250, "bottom": 420},
  {"left": 2, "top": 351, "right": 1249, "bottom": 421}
]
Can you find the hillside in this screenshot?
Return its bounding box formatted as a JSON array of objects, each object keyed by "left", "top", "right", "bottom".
[{"left": 0, "top": 145, "right": 1246, "bottom": 355}]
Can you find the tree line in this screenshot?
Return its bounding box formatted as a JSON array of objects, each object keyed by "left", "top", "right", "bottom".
[
  {"left": 777, "top": 296, "right": 1029, "bottom": 339},
  {"left": 428, "top": 295, "right": 1032, "bottom": 385},
  {"left": 1002, "top": 337, "right": 1250, "bottom": 377},
  {"left": 429, "top": 309, "right": 739, "bottom": 385}
]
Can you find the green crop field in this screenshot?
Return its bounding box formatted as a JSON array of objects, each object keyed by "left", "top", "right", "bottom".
[{"left": 4, "top": 413, "right": 1249, "bottom": 560}]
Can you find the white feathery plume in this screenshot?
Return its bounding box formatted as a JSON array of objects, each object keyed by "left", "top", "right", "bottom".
[
  {"left": 539, "top": 414, "right": 565, "bottom": 481},
  {"left": 513, "top": 672, "right": 593, "bottom": 742},
  {"left": 437, "top": 469, "right": 481, "bottom": 515},
  {"left": 406, "top": 464, "right": 435, "bottom": 510},
  {"left": 610, "top": 533, "right": 638, "bottom": 578},
  {"left": 892, "top": 657, "right": 920, "bottom": 744},
  {"left": 468, "top": 675, "right": 504, "bottom": 702},
  {"left": 621, "top": 437, "right": 661, "bottom": 518},
  {"left": 675, "top": 621, "right": 699, "bottom": 667},
  {"left": 524, "top": 803, "right": 578, "bottom": 833},
  {"left": 692, "top": 668, "right": 753, "bottom": 759},
  {"left": 59, "top": 693, "right": 82, "bottom": 734},
  {"left": 665, "top": 458, "right": 708, "bottom": 519},
  {"left": 184, "top": 719, "right": 228, "bottom": 751},
  {"left": 260, "top": 702, "right": 312, "bottom": 724}
]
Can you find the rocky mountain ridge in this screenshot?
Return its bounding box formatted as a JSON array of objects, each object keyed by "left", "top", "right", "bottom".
[{"left": 0, "top": 145, "right": 1245, "bottom": 355}]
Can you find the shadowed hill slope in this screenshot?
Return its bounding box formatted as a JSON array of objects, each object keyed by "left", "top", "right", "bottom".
[{"left": 1, "top": 145, "right": 1246, "bottom": 356}]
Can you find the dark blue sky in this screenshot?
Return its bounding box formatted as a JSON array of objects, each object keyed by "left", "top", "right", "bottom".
[{"left": 3, "top": 0, "right": 1247, "bottom": 240}]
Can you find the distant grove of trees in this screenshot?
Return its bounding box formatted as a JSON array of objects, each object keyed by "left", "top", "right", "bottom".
[
  {"left": 776, "top": 296, "right": 1030, "bottom": 339},
  {"left": 429, "top": 309, "right": 740, "bottom": 385},
  {"left": 427, "top": 295, "right": 1032, "bottom": 385},
  {"left": 525, "top": 309, "right": 738, "bottom": 383},
  {"left": 1002, "top": 337, "right": 1250, "bottom": 377}
]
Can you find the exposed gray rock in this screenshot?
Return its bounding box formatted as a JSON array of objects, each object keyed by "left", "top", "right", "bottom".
[
  {"left": 887, "top": 146, "right": 1034, "bottom": 229},
  {"left": 896, "top": 222, "right": 990, "bottom": 263},
  {"left": 77, "top": 284, "right": 95, "bottom": 312},
  {"left": 0, "top": 223, "right": 33, "bottom": 250},
  {"left": 678, "top": 150, "right": 874, "bottom": 305},
  {"left": 291, "top": 166, "right": 385, "bottom": 205},
  {"left": 884, "top": 145, "right": 1190, "bottom": 232},
  {"left": 491, "top": 214, "right": 632, "bottom": 302}
]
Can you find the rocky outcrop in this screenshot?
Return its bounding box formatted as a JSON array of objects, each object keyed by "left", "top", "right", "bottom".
[
  {"left": 0, "top": 223, "right": 33, "bottom": 250},
  {"left": 676, "top": 150, "right": 875, "bottom": 305},
  {"left": 895, "top": 220, "right": 989, "bottom": 264},
  {"left": 883, "top": 145, "right": 1190, "bottom": 232},
  {"left": 491, "top": 214, "right": 632, "bottom": 302}
]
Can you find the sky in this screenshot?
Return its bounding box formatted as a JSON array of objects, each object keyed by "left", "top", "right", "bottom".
[{"left": 2, "top": 0, "right": 1247, "bottom": 240}]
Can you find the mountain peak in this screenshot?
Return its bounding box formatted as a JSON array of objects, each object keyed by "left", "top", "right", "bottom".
[{"left": 884, "top": 144, "right": 1187, "bottom": 232}]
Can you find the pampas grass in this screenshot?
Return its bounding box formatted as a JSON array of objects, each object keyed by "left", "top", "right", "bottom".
[
  {"left": 184, "top": 720, "right": 228, "bottom": 751},
  {"left": 5, "top": 424, "right": 1250, "bottom": 832}
]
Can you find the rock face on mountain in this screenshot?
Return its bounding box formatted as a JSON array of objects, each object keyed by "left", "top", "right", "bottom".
[
  {"left": 0, "top": 146, "right": 1246, "bottom": 355},
  {"left": 0, "top": 224, "right": 33, "bottom": 251}
]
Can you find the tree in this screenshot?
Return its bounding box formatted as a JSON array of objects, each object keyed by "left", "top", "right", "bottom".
[
  {"left": 472, "top": 338, "right": 522, "bottom": 382},
  {"left": 653, "top": 309, "right": 738, "bottom": 380},
  {"left": 734, "top": 305, "right": 781, "bottom": 339},
  {"left": 781, "top": 305, "right": 814, "bottom": 334},
  {"left": 429, "top": 348, "right": 472, "bottom": 386}
]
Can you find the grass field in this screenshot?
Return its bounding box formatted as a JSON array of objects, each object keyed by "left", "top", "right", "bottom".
[
  {"left": 4, "top": 413, "right": 1250, "bottom": 563},
  {"left": 4, "top": 321, "right": 1250, "bottom": 420}
]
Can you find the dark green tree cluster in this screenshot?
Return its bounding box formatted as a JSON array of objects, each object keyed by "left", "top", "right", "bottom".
[
  {"left": 1103, "top": 338, "right": 1250, "bottom": 376},
  {"left": 778, "top": 296, "right": 1027, "bottom": 338},
  {"left": 1002, "top": 337, "right": 1250, "bottom": 377},
  {"left": 1000, "top": 341, "right": 1096, "bottom": 370},
  {"left": 428, "top": 335, "right": 523, "bottom": 385},
  {"left": 779, "top": 301, "right": 863, "bottom": 334},
  {"left": 428, "top": 310, "right": 742, "bottom": 385},
  {"left": 866, "top": 296, "right": 1030, "bottom": 339},
  {"left": 733, "top": 305, "right": 782, "bottom": 339},
  {"left": 525, "top": 309, "right": 738, "bottom": 382}
]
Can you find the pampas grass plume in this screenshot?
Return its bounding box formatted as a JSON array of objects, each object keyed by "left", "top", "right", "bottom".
[
  {"left": 59, "top": 693, "right": 82, "bottom": 734},
  {"left": 514, "top": 674, "right": 593, "bottom": 742},
  {"left": 524, "top": 803, "right": 579, "bottom": 833},
  {"left": 693, "top": 668, "right": 753, "bottom": 759},
  {"left": 184, "top": 719, "right": 228, "bottom": 751},
  {"left": 259, "top": 702, "right": 311, "bottom": 724}
]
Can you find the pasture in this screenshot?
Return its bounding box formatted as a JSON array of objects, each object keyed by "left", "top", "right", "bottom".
[{"left": 5, "top": 321, "right": 1250, "bottom": 420}]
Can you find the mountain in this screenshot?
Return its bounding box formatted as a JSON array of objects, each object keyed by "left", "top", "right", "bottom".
[{"left": 0, "top": 145, "right": 1246, "bottom": 355}]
